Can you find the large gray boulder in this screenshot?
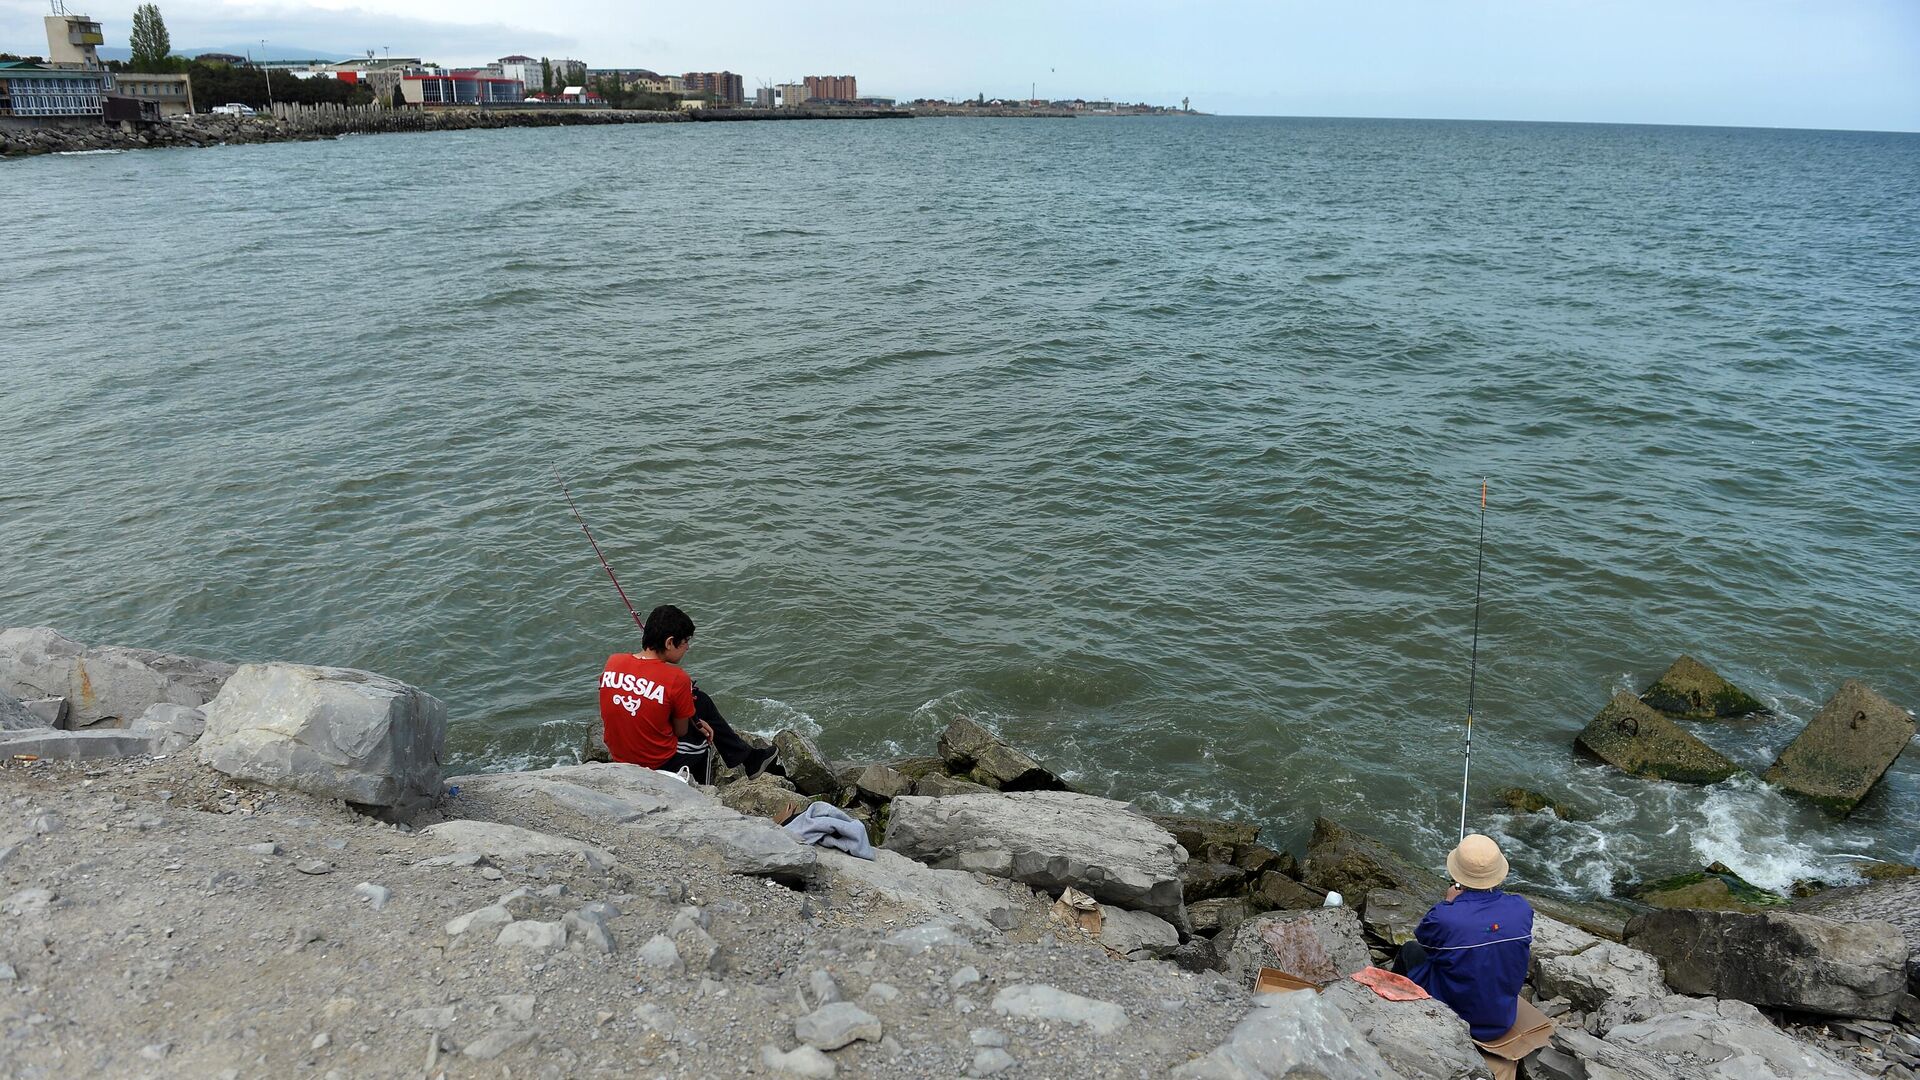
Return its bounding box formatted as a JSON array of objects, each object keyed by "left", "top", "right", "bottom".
[
  {"left": 1318, "top": 979, "right": 1484, "bottom": 1080},
  {"left": 0, "top": 627, "right": 235, "bottom": 729},
  {"left": 1171, "top": 989, "right": 1408, "bottom": 1080},
  {"left": 1533, "top": 940, "right": 1669, "bottom": 1012},
  {"left": 1217, "top": 907, "right": 1371, "bottom": 989},
  {"left": 198, "top": 663, "right": 446, "bottom": 817},
  {"left": 1574, "top": 692, "right": 1742, "bottom": 785},
  {"left": 1302, "top": 817, "right": 1447, "bottom": 907},
  {"left": 450, "top": 763, "right": 816, "bottom": 884},
  {"left": 884, "top": 791, "right": 1188, "bottom": 929},
  {"left": 1147, "top": 813, "right": 1261, "bottom": 865},
  {"left": 1624, "top": 907, "right": 1908, "bottom": 1019},
  {"left": 1763, "top": 680, "right": 1914, "bottom": 814}
]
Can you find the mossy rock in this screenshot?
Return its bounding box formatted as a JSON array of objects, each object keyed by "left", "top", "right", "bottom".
[
  {"left": 885, "top": 756, "right": 948, "bottom": 781},
  {"left": 1860, "top": 860, "right": 1919, "bottom": 881},
  {"left": 1496, "top": 787, "right": 1576, "bottom": 820},
  {"left": 1574, "top": 692, "right": 1743, "bottom": 785},
  {"left": 1640, "top": 655, "right": 1765, "bottom": 719},
  {"left": 1634, "top": 865, "right": 1789, "bottom": 912}
]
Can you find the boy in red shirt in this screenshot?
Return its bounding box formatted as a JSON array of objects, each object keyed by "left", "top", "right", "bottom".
[{"left": 598, "top": 604, "right": 777, "bottom": 780}]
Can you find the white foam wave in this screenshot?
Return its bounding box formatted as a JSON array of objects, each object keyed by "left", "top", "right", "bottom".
[
  {"left": 740, "top": 696, "right": 822, "bottom": 739},
  {"left": 1687, "top": 779, "right": 1847, "bottom": 893}
]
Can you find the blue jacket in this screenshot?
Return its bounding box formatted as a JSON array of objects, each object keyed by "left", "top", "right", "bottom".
[{"left": 1406, "top": 888, "right": 1534, "bottom": 1041}]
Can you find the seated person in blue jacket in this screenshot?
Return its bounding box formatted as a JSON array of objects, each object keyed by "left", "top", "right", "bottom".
[{"left": 1394, "top": 833, "right": 1535, "bottom": 1041}]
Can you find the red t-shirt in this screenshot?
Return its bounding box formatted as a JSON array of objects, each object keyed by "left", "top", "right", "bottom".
[{"left": 598, "top": 654, "right": 696, "bottom": 768}]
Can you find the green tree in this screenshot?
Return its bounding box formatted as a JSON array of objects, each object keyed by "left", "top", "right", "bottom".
[
  {"left": 540, "top": 57, "right": 552, "bottom": 95},
  {"left": 128, "top": 4, "right": 173, "bottom": 72}
]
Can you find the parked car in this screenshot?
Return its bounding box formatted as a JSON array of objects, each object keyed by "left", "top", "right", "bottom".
[{"left": 211, "top": 103, "right": 256, "bottom": 116}]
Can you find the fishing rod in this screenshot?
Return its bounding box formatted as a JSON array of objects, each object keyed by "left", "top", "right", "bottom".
[
  {"left": 1459, "top": 478, "right": 1488, "bottom": 843},
  {"left": 556, "top": 474, "right": 646, "bottom": 634}
]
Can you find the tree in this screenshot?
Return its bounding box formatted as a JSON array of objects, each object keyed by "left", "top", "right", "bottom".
[
  {"left": 128, "top": 4, "right": 173, "bottom": 72},
  {"left": 540, "top": 57, "right": 552, "bottom": 95}
]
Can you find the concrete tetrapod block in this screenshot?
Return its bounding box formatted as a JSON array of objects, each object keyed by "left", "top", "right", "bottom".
[
  {"left": 1624, "top": 907, "right": 1909, "bottom": 1019},
  {"left": 883, "top": 791, "right": 1188, "bottom": 929},
  {"left": 198, "top": 662, "right": 446, "bottom": 817},
  {"left": 1574, "top": 692, "right": 1742, "bottom": 785},
  {"left": 1639, "top": 654, "right": 1766, "bottom": 719},
  {"left": 1763, "top": 679, "right": 1915, "bottom": 814}
]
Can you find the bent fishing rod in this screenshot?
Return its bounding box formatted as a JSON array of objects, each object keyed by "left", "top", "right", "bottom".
[
  {"left": 1459, "top": 478, "right": 1489, "bottom": 843},
  {"left": 556, "top": 474, "right": 646, "bottom": 634}
]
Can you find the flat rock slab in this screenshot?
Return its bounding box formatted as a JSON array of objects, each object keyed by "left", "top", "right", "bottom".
[
  {"left": 883, "top": 791, "right": 1187, "bottom": 928},
  {"left": 1624, "top": 907, "right": 1908, "bottom": 1019},
  {"left": 198, "top": 662, "right": 446, "bottom": 816},
  {"left": 813, "top": 847, "right": 1021, "bottom": 933},
  {"left": 1217, "top": 908, "right": 1371, "bottom": 989},
  {"left": 453, "top": 763, "right": 816, "bottom": 882},
  {"left": 1602, "top": 996, "right": 1871, "bottom": 1080},
  {"left": 420, "top": 820, "right": 615, "bottom": 870},
  {"left": 1640, "top": 655, "right": 1765, "bottom": 719},
  {"left": 1763, "top": 680, "right": 1915, "bottom": 814},
  {"left": 990, "top": 984, "right": 1128, "bottom": 1034},
  {"left": 1171, "top": 989, "right": 1407, "bottom": 1080},
  {"left": 1097, "top": 904, "right": 1181, "bottom": 960},
  {"left": 0, "top": 727, "right": 159, "bottom": 760},
  {"left": 1575, "top": 692, "right": 1742, "bottom": 785}
]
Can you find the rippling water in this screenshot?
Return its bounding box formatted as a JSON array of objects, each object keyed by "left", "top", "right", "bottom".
[{"left": 4, "top": 116, "right": 1918, "bottom": 897}]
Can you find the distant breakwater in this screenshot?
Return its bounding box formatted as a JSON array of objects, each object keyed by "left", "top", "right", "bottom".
[{"left": 0, "top": 103, "right": 912, "bottom": 159}]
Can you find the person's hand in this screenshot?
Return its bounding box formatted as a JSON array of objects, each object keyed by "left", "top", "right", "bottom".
[
  {"left": 1444, "top": 885, "right": 1464, "bottom": 902},
  {"left": 696, "top": 719, "right": 715, "bottom": 743}
]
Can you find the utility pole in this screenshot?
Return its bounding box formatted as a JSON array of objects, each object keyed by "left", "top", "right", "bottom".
[{"left": 261, "top": 39, "right": 273, "bottom": 108}]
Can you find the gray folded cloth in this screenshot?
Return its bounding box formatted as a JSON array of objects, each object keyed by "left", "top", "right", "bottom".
[{"left": 781, "top": 801, "right": 876, "bottom": 860}]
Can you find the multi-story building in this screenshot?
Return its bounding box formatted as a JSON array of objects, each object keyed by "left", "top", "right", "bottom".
[
  {"left": 398, "top": 72, "right": 525, "bottom": 106},
  {"left": 496, "top": 54, "right": 540, "bottom": 92},
  {"left": 110, "top": 71, "right": 194, "bottom": 117},
  {"left": 0, "top": 59, "right": 106, "bottom": 119},
  {"left": 803, "top": 75, "right": 856, "bottom": 103},
  {"left": 777, "top": 82, "right": 808, "bottom": 108},
  {"left": 682, "top": 71, "right": 743, "bottom": 104},
  {"left": 43, "top": 13, "right": 104, "bottom": 70},
  {"left": 754, "top": 86, "right": 774, "bottom": 108}
]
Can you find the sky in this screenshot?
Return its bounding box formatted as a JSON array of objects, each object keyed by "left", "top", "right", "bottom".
[{"left": 3, "top": 0, "right": 1916, "bottom": 130}]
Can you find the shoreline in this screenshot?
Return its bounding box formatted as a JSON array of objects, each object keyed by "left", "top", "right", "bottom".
[
  {"left": 0, "top": 104, "right": 912, "bottom": 159},
  {"left": 3, "top": 624, "right": 1917, "bottom": 1078}
]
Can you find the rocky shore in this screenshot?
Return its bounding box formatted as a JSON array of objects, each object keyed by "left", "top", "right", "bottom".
[
  {"left": 4, "top": 625, "right": 1918, "bottom": 1078},
  {"left": 0, "top": 104, "right": 910, "bottom": 159}
]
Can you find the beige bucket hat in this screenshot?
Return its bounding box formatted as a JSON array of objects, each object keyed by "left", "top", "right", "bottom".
[{"left": 1447, "top": 833, "right": 1510, "bottom": 890}]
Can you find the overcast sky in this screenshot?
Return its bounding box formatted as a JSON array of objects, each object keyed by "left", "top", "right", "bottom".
[{"left": 3, "top": 0, "right": 1916, "bottom": 130}]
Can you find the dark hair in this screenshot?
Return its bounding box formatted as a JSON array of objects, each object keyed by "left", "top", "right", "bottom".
[{"left": 642, "top": 604, "right": 695, "bottom": 652}]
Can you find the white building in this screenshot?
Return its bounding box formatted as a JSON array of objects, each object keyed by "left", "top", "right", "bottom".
[
  {"left": 777, "top": 82, "right": 807, "bottom": 108},
  {"left": 496, "top": 54, "right": 541, "bottom": 92}
]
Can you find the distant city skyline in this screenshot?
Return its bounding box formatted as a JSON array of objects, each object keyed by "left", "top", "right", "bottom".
[{"left": 2, "top": 0, "right": 1916, "bottom": 130}]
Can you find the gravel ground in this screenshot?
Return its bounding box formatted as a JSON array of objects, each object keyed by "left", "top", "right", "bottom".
[{"left": 1, "top": 754, "right": 1249, "bottom": 1079}]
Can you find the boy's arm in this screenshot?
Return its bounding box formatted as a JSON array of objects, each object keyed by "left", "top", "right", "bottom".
[{"left": 668, "top": 676, "right": 696, "bottom": 738}]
